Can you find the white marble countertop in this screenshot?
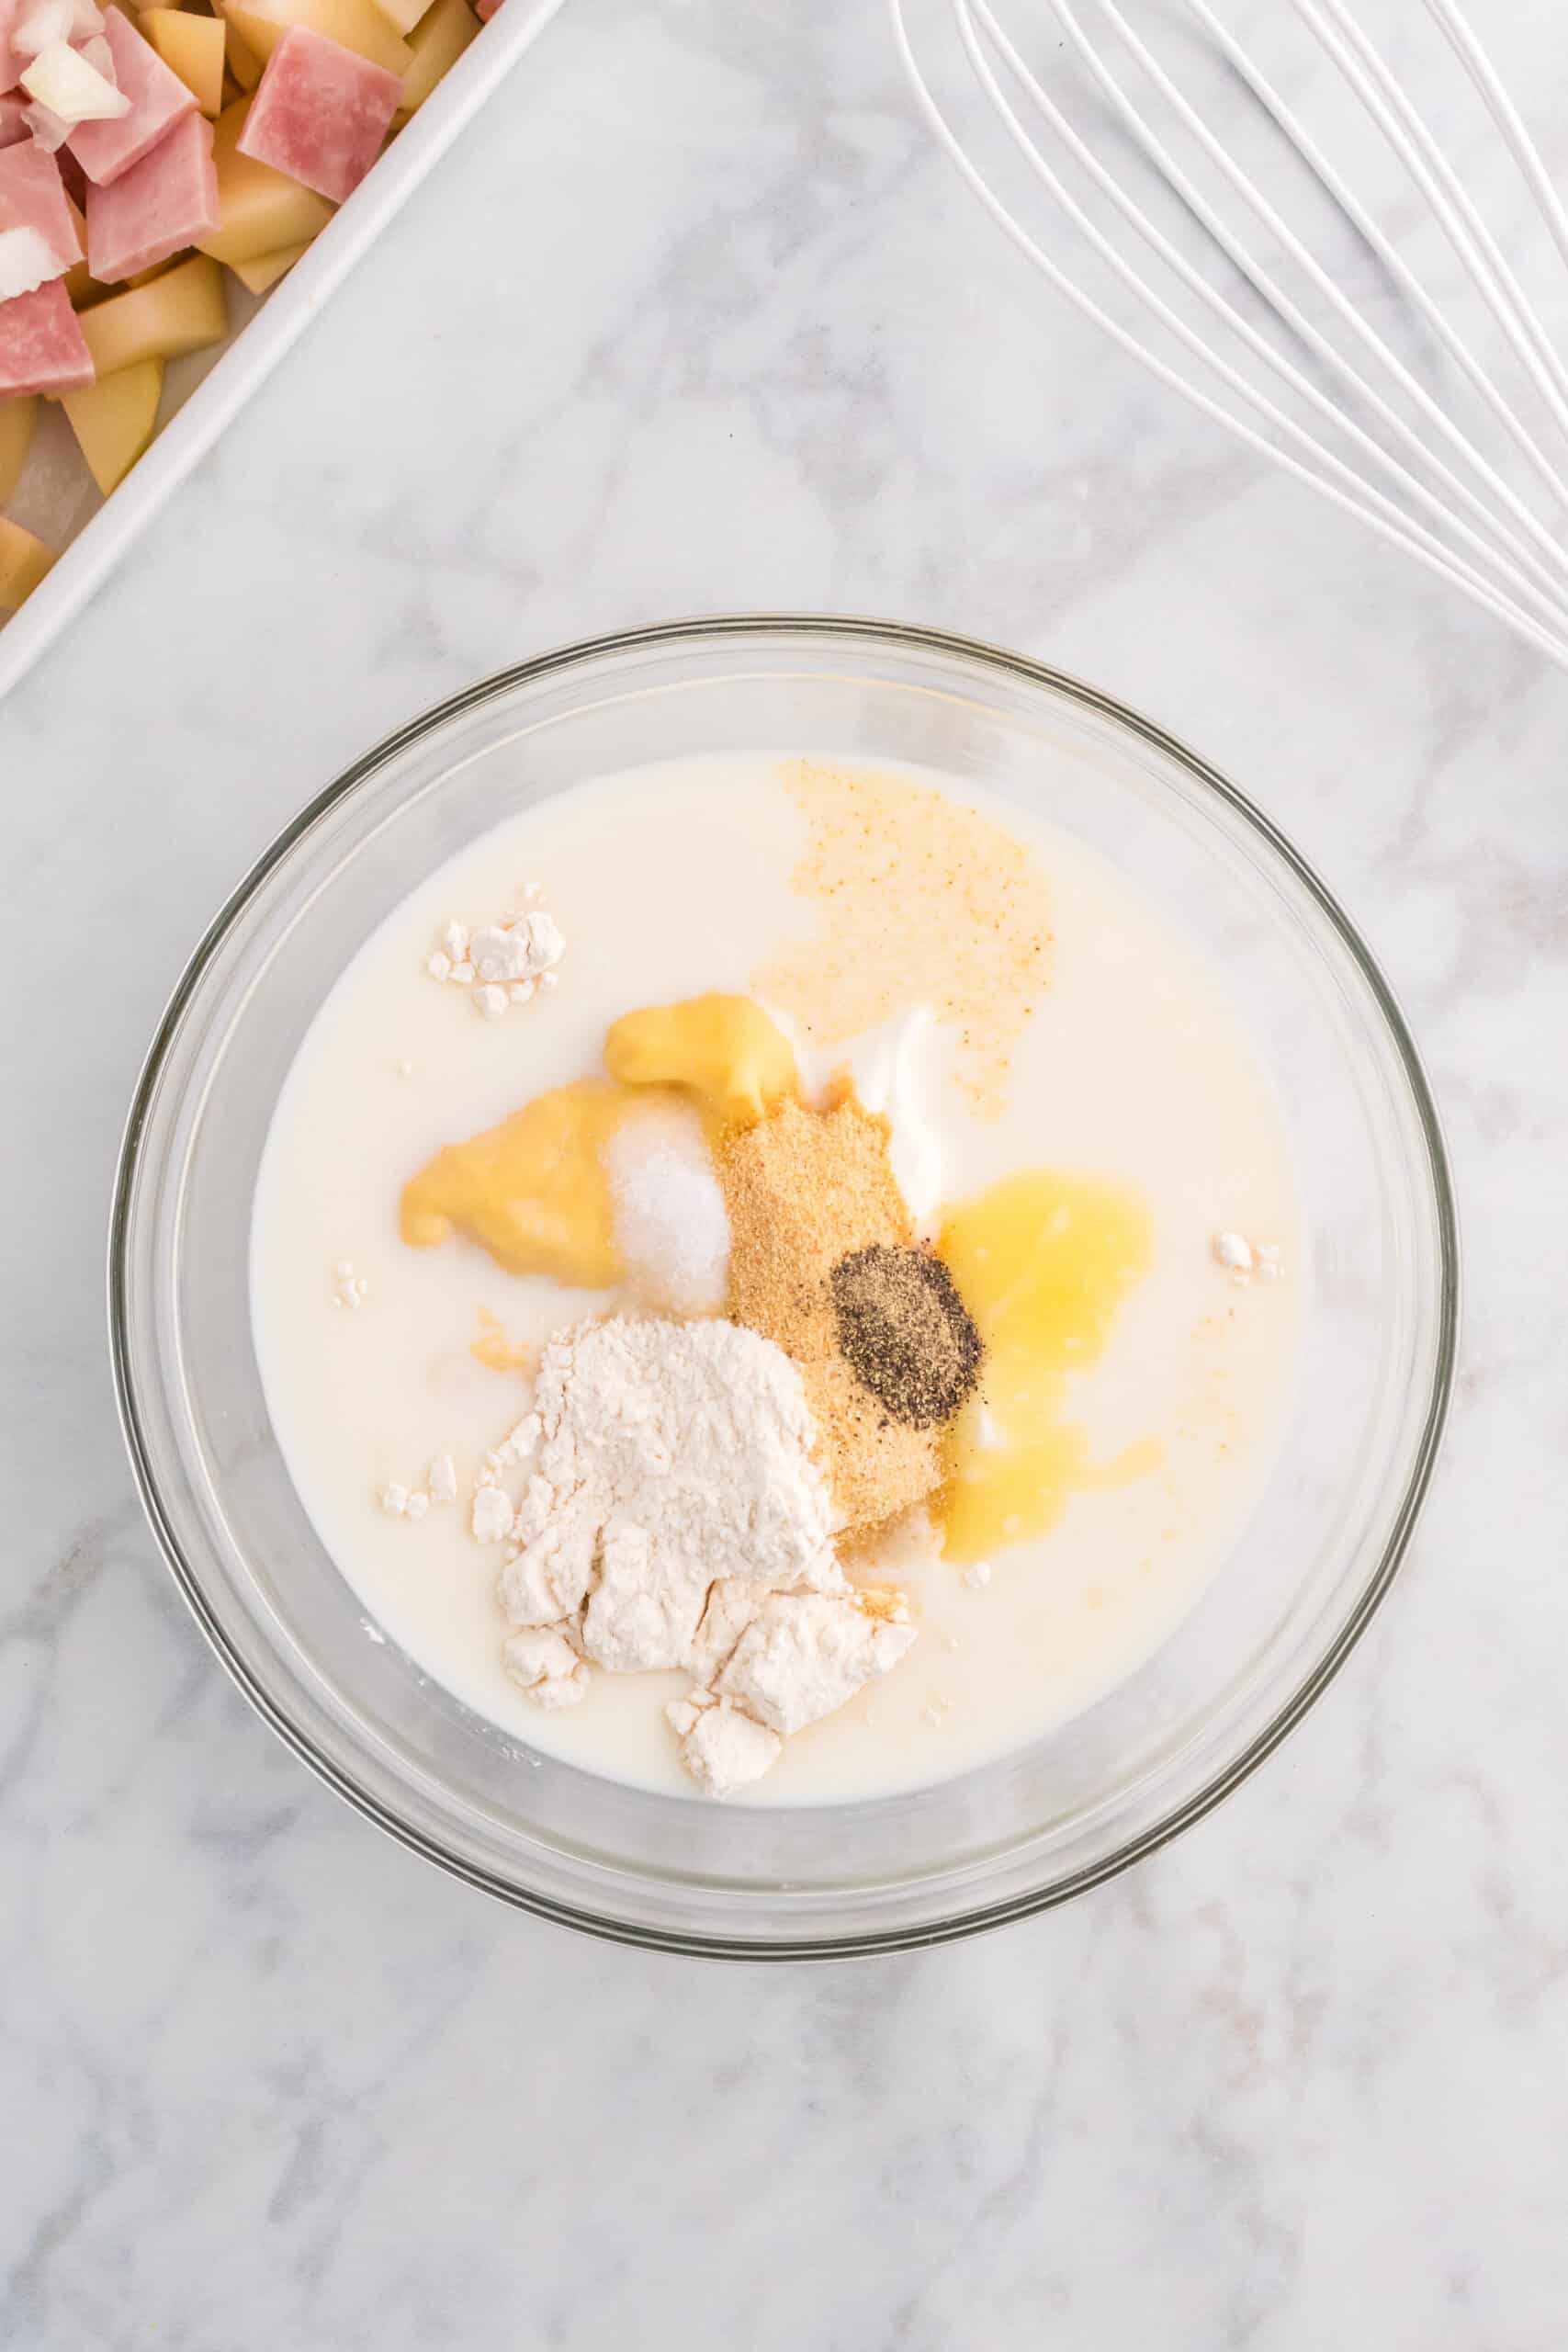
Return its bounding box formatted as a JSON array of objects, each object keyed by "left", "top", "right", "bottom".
[{"left": 4, "top": 0, "right": 1566, "bottom": 2342}]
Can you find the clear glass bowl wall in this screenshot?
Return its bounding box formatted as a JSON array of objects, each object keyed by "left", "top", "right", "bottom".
[{"left": 111, "top": 619, "right": 1457, "bottom": 1959}]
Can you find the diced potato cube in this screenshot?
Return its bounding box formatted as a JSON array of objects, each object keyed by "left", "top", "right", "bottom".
[
  {"left": 0, "top": 395, "right": 39, "bottom": 503},
  {"left": 220, "top": 0, "right": 410, "bottom": 77},
  {"left": 227, "top": 233, "right": 308, "bottom": 291},
  {"left": 59, "top": 354, "right": 163, "bottom": 491},
  {"left": 139, "top": 8, "right": 227, "bottom": 116},
  {"left": 197, "top": 96, "right": 333, "bottom": 266},
  {"left": 224, "top": 19, "right": 263, "bottom": 88},
  {"left": 77, "top": 248, "right": 225, "bottom": 372},
  {"left": 367, "top": 0, "right": 431, "bottom": 35},
  {"left": 62, "top": 195, "right": 101, "bottom": 306},
  {"left": 399, "top": 0, "right": 473, "bottom": 113},
  {"left": 0, "top": 513, "right": 57, "bottom": 610}
]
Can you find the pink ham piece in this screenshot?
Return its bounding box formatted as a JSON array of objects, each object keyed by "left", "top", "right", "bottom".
[
  {"left": 475, "top": 0, "right": 500, "bottom": 21},
  {"left": 67, "top": 6, "right": 195, "bottom": 187},
  {"left": 0, "top": 132, "right": 81, "bottom": 266},
  {"left": 0, "top": 94, "right": 28, "bottom": 145},
  {"left": 86, "top": 107, "right": 215, "bottom": 280},
  {"left": 54, "top": 135, "right": 83, "bottom": 201},
  {"left": 0, "top": 273, "right": 91, "bottom": 390},
  {"left": 0, "top": 0, "right": 22, "bottom": 97},
  {"left": 236, "top": 28, "right": 398, "bottom": 206}
]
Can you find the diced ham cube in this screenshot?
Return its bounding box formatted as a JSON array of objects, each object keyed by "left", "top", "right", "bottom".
[
  {"left": 0, "top": 93, "right": 28, "bottom": 143},
  {"left": 67, "top": 6, "right": 196, "bottom": 186},
  {"left": 474, "top": 0, "right": 500, "bottom": 21},
  {"left": 0, "top": 273, "right": 92, "bottom": 390},
  {"left": 0, "top": 131, "right": 81, "bottom": 265},
  {"left": 0, "top": 0, "right": 23, "bottom": 96},
  {"left": 236, "top": 27, "right": 397, "bottom": 205},
  {"left": 86, "top": 107, "right": 215, "bottom": 279}
]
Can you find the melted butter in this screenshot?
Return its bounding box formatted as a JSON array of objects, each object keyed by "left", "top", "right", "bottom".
[
  {"left": 469, "top": 1309, "right": 536, "bottom": 1374},
  {"left": 937, "top": 1169, "right": 1159, "bottom": 1565},
  {"left": 604, "top": 992, "right": 796, "bottom": 1130},
  {"left": 400, "top": 996, "right": 797, "bottom": 1285}
]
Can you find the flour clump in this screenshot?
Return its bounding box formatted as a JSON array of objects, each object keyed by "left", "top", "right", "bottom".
[{"left": 487, "top": 1314, "right": 917, "bottom": 1794}]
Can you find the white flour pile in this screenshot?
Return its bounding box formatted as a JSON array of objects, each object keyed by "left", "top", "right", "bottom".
[{"left": 469, "top": 1314, "right": 916, "bottom": 1796}]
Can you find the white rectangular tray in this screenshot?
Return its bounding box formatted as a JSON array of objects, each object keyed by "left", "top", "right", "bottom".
[{"left": 0, "top": 0, "right": 568, "bottom": 704}]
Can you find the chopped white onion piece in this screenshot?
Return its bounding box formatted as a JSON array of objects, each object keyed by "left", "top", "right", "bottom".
[
  {"left": 21, "top": 96, "right": 73, "bottom": 153},
  {"left": 12, "top": 0, "right": 74, "bottom": 60},
  {"left": 20, "top": 38, "right": 130, "bottom": 123},
  {"left": 0, "top": 224, "right": 68, "bottom": 301}
]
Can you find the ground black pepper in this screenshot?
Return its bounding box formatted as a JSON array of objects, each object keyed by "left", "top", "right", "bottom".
[{"left": 829, "top": 1244, "right": 982, "bottom": 1428}]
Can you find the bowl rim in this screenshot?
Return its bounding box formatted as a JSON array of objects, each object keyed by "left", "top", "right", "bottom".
[{"left": 107, "top": 613, "right": 1461, "bottom": 1960}]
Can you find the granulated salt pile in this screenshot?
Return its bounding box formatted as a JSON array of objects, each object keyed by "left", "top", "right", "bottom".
[{"left": 605, "top": 1106, "right": 730, "bottom": 1314}]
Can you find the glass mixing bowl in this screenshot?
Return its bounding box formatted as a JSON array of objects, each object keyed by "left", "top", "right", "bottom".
[{"left": 110, "top": 617, "right": 1457, "bottom": 1959}]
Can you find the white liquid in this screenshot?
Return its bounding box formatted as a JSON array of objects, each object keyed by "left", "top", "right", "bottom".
[{"left": 251, "top": 755, "right": 1303, "bottom": 1803}]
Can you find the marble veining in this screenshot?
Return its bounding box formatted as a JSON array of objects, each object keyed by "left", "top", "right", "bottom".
[{"left": 2, "top": 0, "right": 1566, "bottom": 2343}]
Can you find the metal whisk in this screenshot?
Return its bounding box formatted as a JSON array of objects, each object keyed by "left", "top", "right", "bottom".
[{"left": 891, "top": 0, "right": 1568, "bottom": 667}]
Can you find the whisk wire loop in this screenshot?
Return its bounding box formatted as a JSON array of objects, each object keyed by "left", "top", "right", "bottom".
[{"left": 893, "top": 0, "right": 1568, "bottom": 666}]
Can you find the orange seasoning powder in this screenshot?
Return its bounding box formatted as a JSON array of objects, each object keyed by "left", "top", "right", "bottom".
[{"left": 716, "top": 1096, "right": 947, "bottom": 1536}]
